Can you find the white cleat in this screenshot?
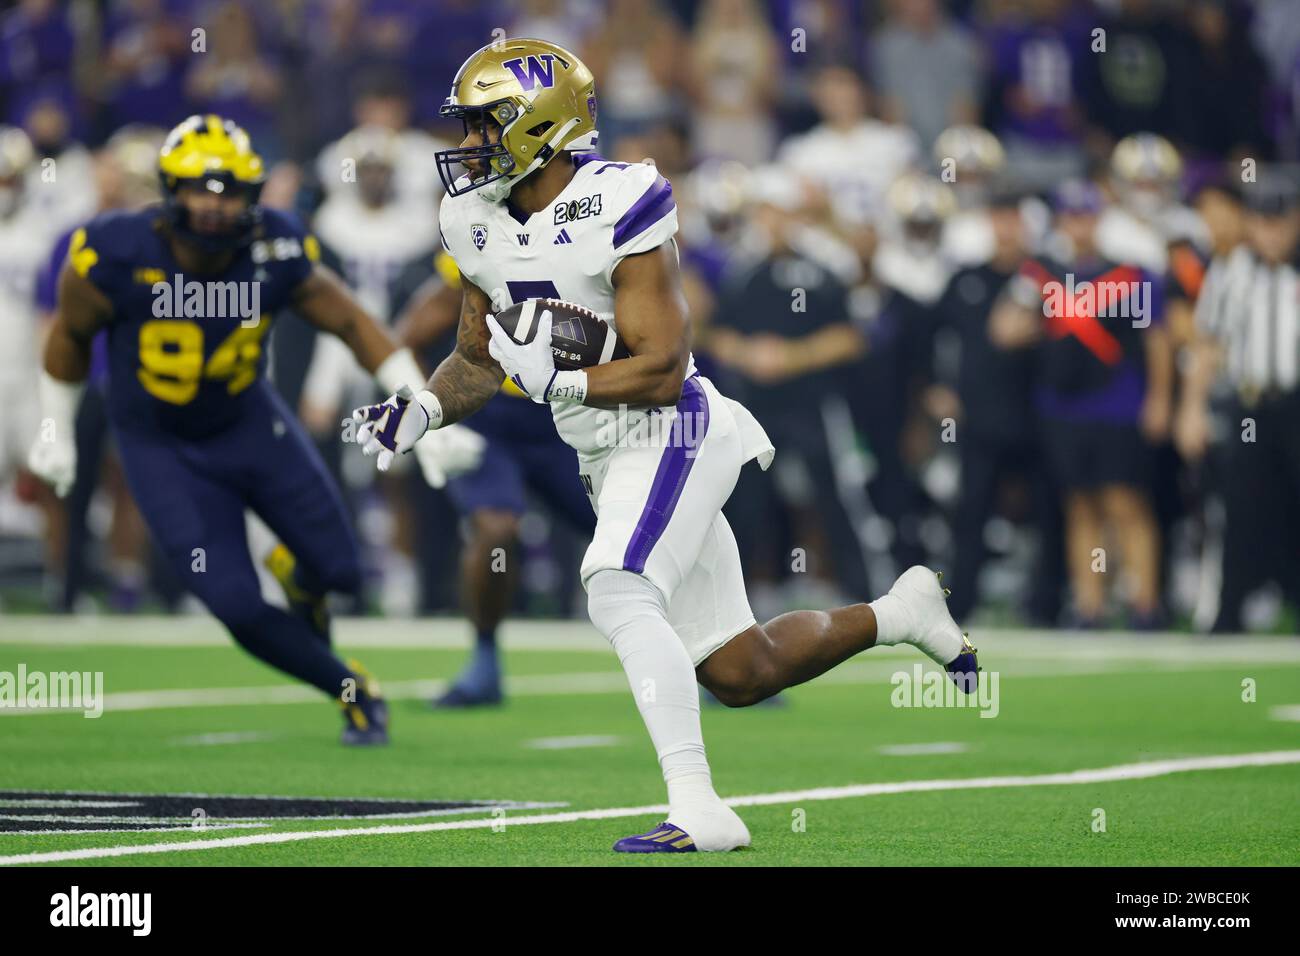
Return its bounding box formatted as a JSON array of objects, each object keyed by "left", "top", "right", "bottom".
[
  {"left": 666, "top": 800, "right": 751, "bottom": 853},
  {"left": 887, "top": 566, "right": 979, "bottom": 692}
]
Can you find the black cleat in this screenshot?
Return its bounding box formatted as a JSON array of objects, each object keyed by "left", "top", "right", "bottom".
[
  {"left": 340, "top": 659, "right": 389, "bottom": 746},
  {"left": 264, "top": 543, "right": 330, "bottom": 643}
]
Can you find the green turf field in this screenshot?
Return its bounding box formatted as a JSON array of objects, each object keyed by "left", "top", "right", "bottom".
[{"left": 1, "top": 617, "right": 1298, "bottom": 866}]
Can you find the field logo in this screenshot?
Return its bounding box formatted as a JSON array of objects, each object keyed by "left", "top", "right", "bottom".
[
  {"left": 50, "top": 886, "right": 151, "bottom": 937},
  {"left": 0, "top": 665, "right": 103, "bottom": 718},
  {"left": 890, "top": 665, "right": 1000, "bottom": 718},
  {"left": 0, "top": 790, "right": 566, "bottom": 834}
]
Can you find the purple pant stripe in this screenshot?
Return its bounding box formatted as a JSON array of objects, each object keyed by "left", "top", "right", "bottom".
[{"left": 621, "top": 376, "right": 709, "bottom": 574}]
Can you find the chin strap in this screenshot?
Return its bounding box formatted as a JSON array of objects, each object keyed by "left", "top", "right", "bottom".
[{"left": 481, "top": 117, "right": 583, "bottom": 203}]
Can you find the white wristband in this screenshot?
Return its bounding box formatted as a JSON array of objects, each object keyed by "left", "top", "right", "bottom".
[
  {"left": 544, "top": 369, "right": 588, "bottom": 404},
  {"left": 374, "top": 347, "right": 426, "bottom": 396},
  {"left": 38, "top": 370, "right": 84, "bottom": 444},
  {"left": 414, "top": 389, "right": 444, "bottom": 431}
]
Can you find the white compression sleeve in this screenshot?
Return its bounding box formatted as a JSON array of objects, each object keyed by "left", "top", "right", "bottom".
[
  {"left": 586, "top": 569, "right": 714, "bottom": 797},
  {"left": 374, "top": 347, "right": 425, "bottom": 396},
  {"left": 38, "top": 370, "right": 84, "bottom": 441}
]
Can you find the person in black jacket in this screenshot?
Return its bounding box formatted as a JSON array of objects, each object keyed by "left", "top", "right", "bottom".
[
  {"left": 933, "top": 188, "right": 1064, "bottom": 623},
  {"left": 709, "top": 179, "right": 869, "bottom": 599}
]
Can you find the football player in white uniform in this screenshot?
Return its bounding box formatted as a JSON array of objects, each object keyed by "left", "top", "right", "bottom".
[
  {"left": 353, "top": 39, "right": 979, "bottom": 853},
  {"left": 1096, "top": 133, "right": 1211, "bottom": 274},
  {"left": 0, "top": 127, "right": 58, "bottom": 484}
]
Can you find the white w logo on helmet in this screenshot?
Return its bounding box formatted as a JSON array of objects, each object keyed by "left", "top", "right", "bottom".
[{"left": 503, "top": 54, "right": 558, "bottom": 91}]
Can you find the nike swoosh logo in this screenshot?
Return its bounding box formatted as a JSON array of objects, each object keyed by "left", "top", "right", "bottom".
[{"left": 475, "top": 79, "right": 508, "bottom": 90}]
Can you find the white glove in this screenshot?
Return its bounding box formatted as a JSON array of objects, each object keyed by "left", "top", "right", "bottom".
[
  {"left": 486, "top": 310, "right": 589, "bottom": 404},
  {"left": 352, "top": 385, "right": 483, "bottom": 487},
  {"left": 487, "top": 311, "right": 556, "bottom": 403},
  {"left": 411, "top": 421, "right": 485, "bottom": 488},
  {"left": 27, "top": 372, "right": 83, "bottom": 498},
  {"left": 352, "top": 384, "right": 433, "bottom": 472}
]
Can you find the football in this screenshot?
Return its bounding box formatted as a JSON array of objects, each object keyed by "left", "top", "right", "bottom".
[{"left": 493, "top": 297, "right": 630, "bottom": 370}]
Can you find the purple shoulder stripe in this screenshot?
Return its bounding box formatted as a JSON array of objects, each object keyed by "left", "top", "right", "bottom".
[{"left": 613, "top": 175, "right": 675, "bottom": 250}]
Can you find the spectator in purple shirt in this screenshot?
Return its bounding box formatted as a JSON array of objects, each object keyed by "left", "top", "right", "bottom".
[
  {"left": 982, "top": 0, "right": 1091, "bottom": 188},
  {"left": 1, "top": 0, "right": 79, "bottom": 132},
  {"left": 185, "top": 1, "right": 284, "bottom": 158},
  {"left": 100, "top": 0, "right": 194, "bottom": 131}
]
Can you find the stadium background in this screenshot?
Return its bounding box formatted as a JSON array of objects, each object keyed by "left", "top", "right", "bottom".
[{"left": 0, "top": 0, "right": 1298, "bottom": 635}]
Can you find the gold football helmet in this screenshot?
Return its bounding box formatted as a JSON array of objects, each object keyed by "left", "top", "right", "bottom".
[
  {"left": 0, "top": 125, "right": 34, "bottom": 180},
  {"left": 888, "top": 172, "right": 958, "bottom": 225},
  {"left": 0, "top": 125, "right": 33, "bottom": 219},
  {"left": 106, "top": 124, "right": 167, "bottom": 209},
  {"left": 1111, "top": 132, "right": 1182, "bottom": 186},
  {"left": 1111, "top": 132, "right": 1182, "bottom": 219},
  {"left": 437, "top": 38, "right": 597, "bottom": 201},
  {"left": 933, "top": 125, "right": 1006, "bottom": 178}
]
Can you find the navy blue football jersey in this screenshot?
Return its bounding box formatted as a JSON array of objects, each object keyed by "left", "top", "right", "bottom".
[{"left": 69, "top": 206, "right": 320, "bottom": 437}]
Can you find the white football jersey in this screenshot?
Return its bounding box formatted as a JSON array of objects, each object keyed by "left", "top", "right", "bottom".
[
  {"left": 439, "top": 155, "right": 692, "bottom": 456},
  {"left": 1096, "top": 204, "right": 1211, "bottom": 274},
  {"left": 314, "top": 193, "right": 440, "bottom": 321},
  {"left": 0, "top": 203, "right": 58, "bottom": 382},
  {"left": 777, "top": 120, "right": 920, "bottom": 227}
]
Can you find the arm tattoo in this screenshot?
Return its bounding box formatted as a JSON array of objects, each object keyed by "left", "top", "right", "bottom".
[{"left": 429, "top": 287, "right": 503, "bottom": 424}]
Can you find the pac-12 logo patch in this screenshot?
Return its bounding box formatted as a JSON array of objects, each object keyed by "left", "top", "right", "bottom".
[{"left": 470, "top": 223, "right": 488, "bottom": 250}]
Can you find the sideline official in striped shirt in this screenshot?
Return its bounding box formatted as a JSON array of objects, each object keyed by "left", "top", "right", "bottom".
[{"left": 1178, "top": 172, "right": 1300, "bottom": 632}]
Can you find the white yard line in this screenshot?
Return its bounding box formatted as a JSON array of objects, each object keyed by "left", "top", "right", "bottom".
[
  {"left": 1, "top": 651, "right": 1294, "bottom": 716},
  {"left": 2, "top": 750, "right": 1297, "bottom": 866},
  {"left": 877, "top": 742, "right": 971, "bottom": 756},
  {"left": 0, "top": 673, "right": 630, "bottom": 715},
  {"left": 168, "top": 731, "right": 286, "bottom": 747},
  {"left": 0, "top": 618, "right": 609, "bottom": 650},
  {"left": 4, "top": 618, "right": 1299, "bottom": 661},
  {"left": 0, "top": 824, "right": 268, "bottom": 836}
]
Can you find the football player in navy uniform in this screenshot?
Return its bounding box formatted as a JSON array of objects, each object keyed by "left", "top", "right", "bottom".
[{"left": 26, "top": 115, "right": 476, "bottom": 745}]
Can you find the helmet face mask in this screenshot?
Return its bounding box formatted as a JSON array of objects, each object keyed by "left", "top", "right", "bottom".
[
  {"left": 158, "top": 114, "right": 265, "bottom": 253},
  {"left": 436, "top": 39, "right": 597, "bottom": 202},
  {"left": 436, "top": 101, "right": 519, "bottom": 198}
]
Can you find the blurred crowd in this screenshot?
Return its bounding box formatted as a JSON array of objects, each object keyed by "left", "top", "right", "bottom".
[{"left": 2, "top": 0, "right": 1299, "bottom": 632}]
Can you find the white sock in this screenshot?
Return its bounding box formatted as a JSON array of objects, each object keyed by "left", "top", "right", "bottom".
[
  {"left": 868, "top": 593, "right": 910, "bottom": 646},
  {"left": 586, "top": 570, "right": 717, "bottom": 799},
  {"left": 666, "top": 771, "right": 718, "bottom": 810}
]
